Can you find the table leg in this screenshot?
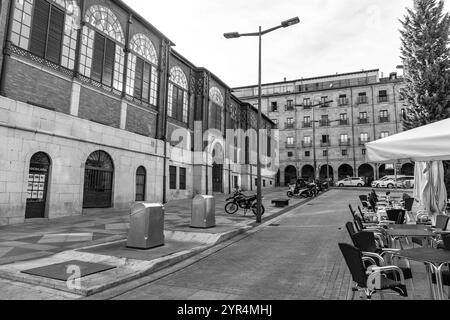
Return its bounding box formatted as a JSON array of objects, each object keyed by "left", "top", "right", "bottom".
[
  {"left": 436, "top": 264, "right": 446, "bottom": 300},
  {"left": 425, "top": 264, "right": 437, "bottom": 300}
]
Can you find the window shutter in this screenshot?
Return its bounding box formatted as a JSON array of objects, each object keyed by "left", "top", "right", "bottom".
[
  {"left": 29, "top": 0, "right": 50, "bottom": 58},
  {"left": 177, "top": 89, "right": 184, "bottom": 121},
  {"left": 134, "top": 57, "right": 143, "bottom": 99},
  {"left": 142, "top": 62, "right": 151, "bottom": 103},
  {"left": 45, "top": 5, "right": 64, "bottom": 64},
  {"left": 91, "top": 33, "right": 105, "bottom": 83},
  {"left": 103, "top": 38, "right": 115, "bottom": 87},
  {"left": 172, "top": 87, "right": 179, "bottom": 119}
]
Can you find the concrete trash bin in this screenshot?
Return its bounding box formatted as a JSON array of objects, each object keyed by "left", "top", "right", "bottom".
[
  {"left": 127, "top": 203, "right": 165, "bottom": 249},
  {"left": 191, "top": 195, "right": 216, "bottom": 228}
]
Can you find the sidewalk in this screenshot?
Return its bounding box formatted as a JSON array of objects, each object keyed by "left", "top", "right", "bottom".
[{"left": 0, "top": 188, "right": 310, "bottom": 298}]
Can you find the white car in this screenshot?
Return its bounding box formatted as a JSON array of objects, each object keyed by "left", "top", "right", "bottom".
[
  {"left": 378, "top": 176, "right": 410, "bottom": 189},
  {"left": 337, "top": 177, "right": 365, "bottom": 187},
  {"left": 396, "top": 176, "right": 415, "bottom": 189},
  {"left": 372, "top": 175, "right": 400, "bottom": 188}
]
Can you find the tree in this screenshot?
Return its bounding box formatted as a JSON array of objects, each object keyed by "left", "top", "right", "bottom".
[
  {"left": 400, "top": 0, "right": 450, "bottom": 195},
  {"left": 400, "top": 0, "right": 450, "bottom": 130}
]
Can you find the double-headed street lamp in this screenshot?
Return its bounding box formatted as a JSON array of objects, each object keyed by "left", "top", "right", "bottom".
[{"left": 224, "top": 17, "right": 300, "bottom": 224}]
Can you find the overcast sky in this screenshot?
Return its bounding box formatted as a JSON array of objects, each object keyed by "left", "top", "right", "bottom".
[{"left": 125, "top": 0, "right": 450, "bottom": 88}]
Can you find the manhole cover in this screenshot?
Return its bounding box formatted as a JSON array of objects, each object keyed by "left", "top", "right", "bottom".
[{"left": 21, "top": 260, "right": 116, "bottom": 281}]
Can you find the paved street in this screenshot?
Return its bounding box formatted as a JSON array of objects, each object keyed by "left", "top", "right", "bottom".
[{"left": 111, "top": 189, "right": 360, "bottom": 300}]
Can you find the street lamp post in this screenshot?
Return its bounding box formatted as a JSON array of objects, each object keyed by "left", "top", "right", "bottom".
[{"left": 224, "top": 17, "right": 300, "bottom": 223}]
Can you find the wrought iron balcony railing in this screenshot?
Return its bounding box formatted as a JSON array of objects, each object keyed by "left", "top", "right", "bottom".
[
  {"left": 339, "top": 139, "right": 351, "bottom": 146},
  {"left": 357, "top": 96, "right": 368, "bottom": 104},
  {"left": 302, "top": 122, "right": 312, "bottom": 128},
  {"left": 302, "top": 141, "right": 313, "bottom": 148},
  {"left": 379, "top": 116, "right": 390, "bottom": 123},
  {"left": 358, "top": 118, "right": 369, "bottom": 124}
]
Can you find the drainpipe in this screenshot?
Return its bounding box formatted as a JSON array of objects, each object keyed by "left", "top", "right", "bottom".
[
  {"left": 121, "top": 13, "right": 132, "bottom": 97},
  {"left": 162, "top": 41, "right": 171, "bottom": 204},
  {"left": 72, "top": 0, "right": 85, "bottom": 78},
  {"left": 350, "top": 87, "right": 357, "bottom": 177},
  {"left": 0, "top": 0, "right": 15, "bottom": 96},
  {"left": 371, "top": 85, "right": 378, "bottom": 180}
]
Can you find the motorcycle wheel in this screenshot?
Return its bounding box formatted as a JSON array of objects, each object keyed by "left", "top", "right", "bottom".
[
  {"left": 225, "top": 202, "right": 239, "bottom": 215},
  {"left": 251, "top": 203, "right": 265, "bottom": 216},
  {"left": 287, "top": 191, "right": 294, "bottom": 198}
]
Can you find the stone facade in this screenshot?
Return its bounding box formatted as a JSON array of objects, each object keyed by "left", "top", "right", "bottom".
[
  {"left": 0, "top": 0, "right": 277, "bottom": 225},
  {"left": 233, "top": 69, "right": 413, "bottom": 186}
]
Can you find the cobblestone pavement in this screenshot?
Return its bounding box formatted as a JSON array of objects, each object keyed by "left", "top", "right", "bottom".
[
  {"left": 112, "top": 189, "right": 434, "bottom": 301},
  {"left": 0, "top": 188, "right": 306, "bottom": 266}
]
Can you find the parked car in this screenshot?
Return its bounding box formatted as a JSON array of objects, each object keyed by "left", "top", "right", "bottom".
[
  {"left": 336, "top": 177, "right": 365, "bottom": 187},
  {"left": 396, "top": 176, "right": 415, "bottom": 189},
  {"left": 371, "top": 175, "right": 403, "bottom": 188}
]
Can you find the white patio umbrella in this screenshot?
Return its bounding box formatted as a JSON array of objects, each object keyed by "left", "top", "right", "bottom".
[{"left": 366, "top": 119, "right": 450, "bottom": 222}]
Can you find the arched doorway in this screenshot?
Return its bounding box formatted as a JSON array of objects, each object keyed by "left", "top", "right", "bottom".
[
  {"left": 285, "top": 166, "right": 297, "bottom": 186},
  {"left": 338, "top": 164, "right": 354, "bottom": 180},
  {"left": 135, "top": 166, "right": 146, "bottom": 201},
  {"left": 83, "top": 151, "right": 114, "bottom": 208},
  {"left": 359, "top": 164, "right": 375, "bottom": 187},
  {"left": 379, "top": 164, "right": 393, "bottom": 179},
  {"left": 301, "top": 165, "right": 315, "bottom": 180},
  {"left": 320, "top": 165, "right": 334, "bottom": 181},
  {"left": 401, "top": 163, "right": 415, "bottom": 176},
  {"left": 25, "top": 152, "right": 51, "bottom": 219}
]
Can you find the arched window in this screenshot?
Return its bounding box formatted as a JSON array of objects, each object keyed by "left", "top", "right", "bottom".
[
  {"left": 126, "top": 34, "right": 159, "bottom": 106},
  {"left": 209, "top": 87, "right": 224, "bottom": 130},
  {"left": 83, "top": 150, "right": 114, "bottom": 208},
  {"left": 80, "top": 5, "right": 125, "bottom": 90},
  {"left": 10, "top": 0, "right": 80, "bottom": 69},
  {"left": 135, "top": 166, "right": 146, "bottom": 201},
  {"left": 167, "top": 66, "right": 189, "bottom": 123}
]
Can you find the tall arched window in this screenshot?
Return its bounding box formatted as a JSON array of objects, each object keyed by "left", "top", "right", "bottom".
[
  {"left": 126, "top": 34, "right": 159, "bottom": 106},
  {"left": 10, "top": 0, "right": 80, "bottom": 69},
  {"left": 209, "top": 87, "right": 224, "bottom": 131},
  {"left": 135, "top": 166, "right": 146, "bottom": 201},
  {"left": 79, "top": 5, "right": 125, "bottom": 90},
  {"left": 167, "top": 66, "right": 189, "bottom": 123}
]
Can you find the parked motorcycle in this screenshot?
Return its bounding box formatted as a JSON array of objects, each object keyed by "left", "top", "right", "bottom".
[
  {"left": 287, "top": 184, "right": 314, "bottom": 198},
  {"left": 225, "top": 189, "right": 265, "bottom": 216}
]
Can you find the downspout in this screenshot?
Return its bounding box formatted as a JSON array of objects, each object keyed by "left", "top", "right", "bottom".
[
  {"left": 121, "top": 13, "right": 132, "bottom": 97},
  {"left": 162, "top": 41, "right": 171, "bottom": 204},
  {"left": 393, "top": 82, "right": 399, "bottom": 134},
  {"left": 0, "top": 0, "right": 16, "bottom": 96},
  {"left": 350, "top": 88, "right": 357, "bottom": 177},
  {"left": 371, "top": 85, "right": 378, "bottom": 179},
  {"left": 72, "top": 0, "right": 85, "bottom": 78}
]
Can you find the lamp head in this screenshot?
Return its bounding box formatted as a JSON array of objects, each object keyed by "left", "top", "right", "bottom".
[
  {"left": 281, "top": 17, "right": 300, "bottom": 28},
  {"left": 224, "top": 32, "right": 240, "bottom": 39}
]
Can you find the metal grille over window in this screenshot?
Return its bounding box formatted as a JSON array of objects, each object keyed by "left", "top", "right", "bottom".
[{"left": 209, "top": 87, "right": 224, "bottom": 131}]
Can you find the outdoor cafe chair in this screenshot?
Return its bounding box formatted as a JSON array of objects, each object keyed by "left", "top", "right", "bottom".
[
  {"left": 351, "top": 231, "right": 414, "bottom": 296},
  {"left": 346, "top": 222, "right": 358, "bottom": 246},
  {"left": 353, "top": 216, "right": 388, "bottom": 247},
  {"left": 339, "top": 243, "right": 408, "bottom": 300},
  {"left": 431, "top": 234, "right": 450, "bottom": 299},
  {"left": 386, "top": 209, "right": 406, "bottom": 225}
]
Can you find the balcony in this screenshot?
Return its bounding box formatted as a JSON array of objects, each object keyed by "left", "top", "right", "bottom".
[
  {"left": 379, "top": 116, "right": 390, "bottom": 123},
  {"left": 285, "top": 122, "right": 295, "bottom": 129},
  {"left": 338, "top": 98, "right": 349, "bottom": 106},
  {"left": 319, "top": 120, "right": 330, "bottom": 127},
  {"left": 320, "top": 141, "right": 331, "bottom": 147},
  {"left": 359, "top": 138, "right": 370, "bottom": 146},
  {"left": 302, "top": 122, "right": 312, "bottom": 128},
  {"left": 339, "top": 139, "right": 351, "bottom": 147},
  {"left": 302, "top": 141, "right": 313, "bottom": 148},
  {"left": 285, "top": 105, "right": 295, "bottom": 111},
  {"left": 358, "top": 118, "right": 369, "bottom": 124},
  {"left": 357, "top": 96, "right": 368, "bottom": 104},
  {"left": 378, "top": 96, "right": 389, "bottom": 103},
  {"left": 339, "top": 119, "right": 349, "bottom": 126},
  {"left": 285, "top": 142, "right": 296, "bottom": 149},
  {"left": 320, "top": 103, "right": 330, "bottom": 108}
]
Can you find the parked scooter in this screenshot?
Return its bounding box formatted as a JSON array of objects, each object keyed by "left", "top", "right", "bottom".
[
  {"left": 287, "top": 184, "right": 314, "bottom": 198},
  {"left": 225, "top": 189, "right": 265, "bottom": 216}
]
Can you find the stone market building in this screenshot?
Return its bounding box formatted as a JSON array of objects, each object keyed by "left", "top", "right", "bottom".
[
  {"left": 0, "top": 0, "right": 277, "bottom": 225},
  {"left": 233, "top": 69, "right": 414, "bottom": 186}
]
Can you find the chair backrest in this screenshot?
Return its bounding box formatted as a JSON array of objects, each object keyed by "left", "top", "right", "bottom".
[
  {"left": 354, "top": 215, "right": 364, "bottom": 232},
  {"left": 442, "top": 234, "right": 450, "bottom": 250},
  {"left": 349, "top": 204, "right": 357, "bottom": 219},
  {"left": 353, "top": 231, "right": 378, "bottom": 253},
  {"left": 386, "top": 209, "right": 405, "bottom": 224},
  {"left": 338, "top": 243, "right": 367, "bottom": 288},
  {"left": 371, "top": 190, "right": 379, "bottom": 202},
  {"left": 404, "top": 198, "right": 415, "bottom": 212},
  {"left": 345, "top": 222, "right": 357, "bottom": 244},
  {"left": 359, "top": 195, "right": 368, "bottom": 203},
  {"left": 436, "top": 215, "right": 450, "bottom": 230},
  {"left": 358, "top": 206, "right": 366, "bottom": 220}
]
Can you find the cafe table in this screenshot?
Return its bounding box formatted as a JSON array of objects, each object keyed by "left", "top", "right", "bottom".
[
  {"left": 386, "top": 226, "right": 436, "bottom": 249},
  {"left": 395, "top": 248, "right": 450, "bottom": 300}
]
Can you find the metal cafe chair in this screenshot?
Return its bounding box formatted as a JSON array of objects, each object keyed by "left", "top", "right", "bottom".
[
  {"left": 351, "top": 231, "right": 415, "bottom": 297},
  {"left": 339, "top": 243, "right": 408, "bottom": 300},
  {"left": 431, "top": 234, "right": 450, "bottom": 299}
]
